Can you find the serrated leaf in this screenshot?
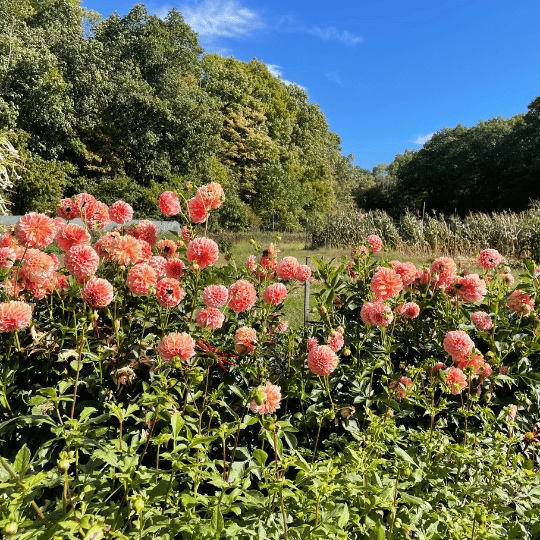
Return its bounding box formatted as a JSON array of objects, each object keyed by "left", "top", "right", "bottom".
[
  {"left": 14, "top": 444, "right": 31, "bottom": 475},
  {"left": 211, "top": 506, "right": 224, "bottom": 538}
]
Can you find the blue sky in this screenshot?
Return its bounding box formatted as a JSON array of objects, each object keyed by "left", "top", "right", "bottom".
[{"left": 81, "top": 0, "right": 540, "bottom": 171}]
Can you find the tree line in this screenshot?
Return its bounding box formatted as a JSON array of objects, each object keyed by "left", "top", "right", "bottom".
[
  {"left": 356, "top": 99, "right": 540, "bottom": 217},
  {"left": 0, "top": 0, "right": 364, "bottom": 230}
]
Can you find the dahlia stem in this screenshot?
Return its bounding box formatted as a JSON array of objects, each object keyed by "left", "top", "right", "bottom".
[{"left": 70, "top": 323, "right": 87, "bottom": 420}]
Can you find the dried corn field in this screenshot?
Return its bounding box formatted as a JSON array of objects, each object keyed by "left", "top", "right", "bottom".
[{"left": 312, "top": 202, "right": 540, "bottom": 261}]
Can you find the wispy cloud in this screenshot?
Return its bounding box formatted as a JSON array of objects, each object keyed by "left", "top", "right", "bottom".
[
  {"left": 176, "top": 0, "right": 263, "bottom": 38},
  {"left": 414, "top": 133, "right": 435, "bottom": 145},
  {"left": 308, "top": 26, "right": 363, "bottom": 45},
  {"left": 324, "top": 71, "right": 342, "bottom": 85},
  {"left": 267, "top": 64, "right": 306, "bottom": 90}
]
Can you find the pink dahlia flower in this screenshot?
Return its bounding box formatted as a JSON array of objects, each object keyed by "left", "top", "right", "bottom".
[
  {"left": 109, "top": 201, "right": 133, "bottom": 224},
  {"left": 188, "top": 196, "right": 208, "bottom": 223},
  {"left": 395, "top": 262, "right": 417, "bottom": 287},
  {"left": 0, "top": 301, "right": 33, "bottom": 332},
  {"left": 64, "top": 245, "right": 100, "bottom": 279},
  {"left": 308, "top": 345, "right": 339, "bottom": 376},
  {"left": 158, "top": 332, "right": 196, "bottom": 362},
  {"left": 126, "top": 263, "right": 157, "bottom": 295},
  {"left": 0, "top": 246, "right": 16, "bottom": 269},
  {"left": 196, "top": 307, "right": 225, "bottom": 330},
  {"left": 186, "top": 238, "right": 219, "bottom": 269},
  {"left": 455, "top": 274, "right": 486, "bottom": 303},
  {"left": 263, "top": 283, "right": 288, "bottom": 305},
  {"left": 159, "top": 191, "right": 181, "bottom": 216},
  {"left": 471, "top": 311, "right": 493, "bottom": 331},
  {"left": 478, "top": 249, "right": 502, "bottom": 269},
  {"left": 156, "top": 278, "right": 184, "bottom": 307},
  {"left": 55, "top": 224, "right": 91, "bottom": 252},
  {"left": 165, "top": 258, "right": 186, "bottom": 280},
  {"left": 20, "top": 249, "right": 55, "bottom": 285},
  {"left": 371, "top": 267, "right": 402, "bottom": 300},
  {"left": 56, "top": 198, "right": 80, "bottom": 220},
  {"left": 296, "top": 264, "right": 312, "bottom": 282},
  {"left": 108, "top": 235, "right": 142, "bottom": 265},
  {"left": 430, "top": 257, "right": 457, "bottom": 277},
  {"left": 182, "top": 225, "right": 193, "bottom": 243},
  {"left": 366, "top": 234, "right": 383, "bottom": 253},
  {"left": 81, "top": 277, "right": 114, "bottom": 308},
  {"left": 507, "top": 290, "right": 535, "bottom": 315},
  {"left": 307, "top": 337, "right": 318, "bottom": 351},
  {"left": 148, "top": 256, "right": 167, "bottom": 278},
  {"left": 276, "top": 257, "right": 300, "bottom": 281},
  {"left": 390, "top": 376, "right": 414, "bottom": 399},
  {"left": 250, "top": 381, "right": 281, "bottom": 414},
  {"left": 396, "top": 302, "right": 420, "bottom": 319},
  {"left": 228, "top": 280, "right": 257, "bottom": 312},
  {"left": 156, "top": 239, "right": 177, "bottom": 259},
  {"left": 235, "top": 326, "right": 257, "bottom": 354},
  {"left": 202, "top": 284, "right": 229, "bottom": 308},
  {"left": 15, "top": 213, "right": 57, "bottom": 249},
  {"left": 445, "top": 367, "right": 468, "bottom": 395},
  {"left": 351, "top": 245, "right": 369, "bottom": 260},
  {"left": 74, "top": 193, "right": 97, "bottom": 221},
  {"left": 443, "top": 330, "right": 474, "bottom": 361},
  {"left": 196, "top": 182, "right": 225, "bottom": 210},
  {"left": 327, "top": 330, "right": 344, "bottom": 352}
]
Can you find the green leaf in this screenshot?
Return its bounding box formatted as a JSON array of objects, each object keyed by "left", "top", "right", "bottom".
[
  {"left": 171, "top": 412, "right": 184, "bottom": 441},
  {"left": 252, "top": 449, "right": 268, "bottom": 467},
  {"left": 14, "top": 444, "right": 31, "bottom": 475},
  {"left": 369, "top": 520, "right": 386, "bottom": 540},
  {"left": 395, "top": 445, "right": 417, "bottom": 467},
  {"left": 211, "top": 506, "right": 224, "bottom": 538},
  {"left": 337, "top": 503, "right": 349, "bottom": 528}
]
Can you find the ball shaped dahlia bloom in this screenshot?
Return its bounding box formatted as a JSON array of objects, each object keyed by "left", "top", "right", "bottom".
[
  {"left": 158, "top": 332, "right": 196, "bottom": 362},
  {"left": 20, "top": 249, "right": 55, "bottom": 285},
  {"left": 234, "top": 326, "right": 257, "bottom": 354},
  {"left": 108, "top": 235, "right": 142, "bottom": 265},
  {"left": 64, "top": 245, "right": 100, "bottom": 279},
  {"left": 228, "top": 280, "right": 257, "bottom": 312},
  {"left": 395, "top": 262, "right": 417, "bottom": 287},
  {"left": 126, "top": 263, "right": 157, "bottom": 295},
  {"left": 109, "top": 201, "right": 134, "bottom": 224},
  {"left": 15, "top": 213, "right": 57, "bottom": 249},
  {"left": 156, "top": 278, "right": 184, "bottom": 307},
  {"left": 396, "top": 302, "right": 420, "bottom": 319},
  {"left": 471, "top": 311, "right": 493, "bottom": 331},
  {"left": 186, "top": 238, "right": 219, "bottom": 269},
  {"left": 250, "top": 381, "right": 281, "bottom": 414},
  {"left": 188, "top": 196, "right": 208, "bottom": 224},
  {"left": 159, "top": 191, "right": 181, "bottom": 216},
  {"left": 0, "top": 301, "right": 33, "bottom": 332},
  {"left": 443, "top": 330, "right": 474, "bottom": 361},
  {"left": 370, "top": 267, "right": 403, "bottom": 300},
  {"left": 156, "top": 239, "right": 177, "bottom": 259},
  {"left": 366, "top": 234, "right": 383, "bottom": 253},
  {"left": 148, "top": 256, "right": 167, "bottom": 278},
  {"left": 276, "top": 257, "right": 300, "bottom": 281},
  {"left": 0, "top": 246, "right": 16, "bottom": 269},
  {"left": 202, "top": 284, "right": 229, "bottom": 308},
  {"left": 444, "top": 367, "right": 468, "bottom": 395},
  {"left": 263, "top": 283, "right": 288, "bottom": 305},
  {"left": 455, "top": 274, "right": 486, "bottom": 303},
  {"left": 507, "top": 290, "right": 535, "bottom": 315},
  {"left": 196, "top": 182, "right": 225, "bottom": 210},
  {"left": 307, "top": 345, "right": 339, "bottom": 376},
  {"left": 165, "top": 258, "right": 186, "bottom": 280},
  {"left": 478, "top": 248, "right": 502, "bottom": 269},
  {"left": 195, "top": 307, "right": 225, "bottom": 330},
  {"left": 430, "top": 257, "right": 457, "bottom": 277},
  {"left": 81, "top": 277, "right": 114, "bottom": 308},
  {"left": 296, "top": 264, "right": 312, "bottom": 282},
  {"left": 56, "top": 198, "right": 81, "bottom": 220},
  {"left": 55, "top": 224, "right": 91, "bottom": 252},
  {"left": 327, "top": 330, "right": 344, "bottom": 352},
  {"left": 370, "top": 301, "right": 394, "bottom": 327}
]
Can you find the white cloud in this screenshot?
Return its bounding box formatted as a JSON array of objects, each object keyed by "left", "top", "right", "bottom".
[
  {"left": 414, "top": 133, "right": 435, "bottom": 145},
  {"left": 266, "top": 64, "right": 306, "bottom": 90},
  {"left": 309, "top": 26, "right": 362, "bottom": 45},
  {"left": 177, "top": 0, "right": 263, "bottom": 38}
]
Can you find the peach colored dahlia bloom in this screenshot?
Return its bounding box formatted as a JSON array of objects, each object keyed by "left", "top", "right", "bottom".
[{"left": 250, "top": 381, "right": 281, "bottom": 414}]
